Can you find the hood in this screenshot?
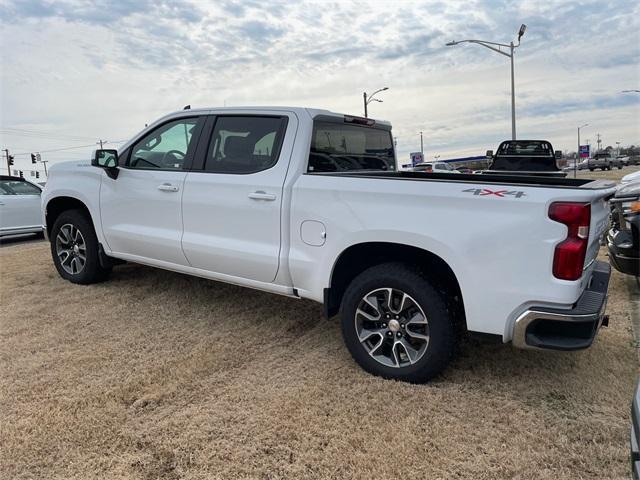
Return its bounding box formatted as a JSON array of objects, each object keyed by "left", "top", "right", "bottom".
[{"left": 621, "top": 170, "right": 640, "bottom": 184}]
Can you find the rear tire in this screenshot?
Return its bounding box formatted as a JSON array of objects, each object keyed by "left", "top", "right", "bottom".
[
  {"left": 340, "top": 263, "right": 455, "bottom": 383},
  {"left": 50, "top": 209, "right": 111, "bottom": 284}
]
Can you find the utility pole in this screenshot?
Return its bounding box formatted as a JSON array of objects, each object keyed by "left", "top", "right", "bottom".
[
  {"left": 420, "top": 131, "right": 424, "bottom": 154},
  {"left": 363, "top": 92, "right": 368, "bottom": 118},
  {"left": 576, "top": 124, "right": 588, "bottom": 178},
  {"left": 3, "top": 149, "right": 13, "bottom": 175},
  {"left": 596, "top": 133, "right": 601, "bottom": 153},
  {"left": 97, "top": 139, "right": 106, "bottom": 149}
]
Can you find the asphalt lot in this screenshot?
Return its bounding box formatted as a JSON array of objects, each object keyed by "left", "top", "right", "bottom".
[{"left": 1, "top": 166, "right": 638, "bottom": 479}]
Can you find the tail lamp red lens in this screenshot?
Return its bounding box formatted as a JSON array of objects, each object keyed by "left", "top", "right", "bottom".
[{"left": 548, "top": 202, "right": 591, "bottom": 281}]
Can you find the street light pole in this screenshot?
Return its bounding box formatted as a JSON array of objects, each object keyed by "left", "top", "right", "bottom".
[
  {"left": 510, "top": 41, "right": 516, "bottom": 141},
  {"left": 363, "top": 87, "right": 389, "bottom": 118},
  {"left": 420, "top": 131, "right": 423, "bottom": 154},
  {"left": 576, "top": 123, "right": 588, "bottom": 178},
  {"left": 446, "top": 24, "right": 526, "bottom": 140}
]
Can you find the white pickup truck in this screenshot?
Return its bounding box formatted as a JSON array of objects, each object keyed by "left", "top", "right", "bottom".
[{"left": 42, "top": 107, "right": 616, "bottom": 382}]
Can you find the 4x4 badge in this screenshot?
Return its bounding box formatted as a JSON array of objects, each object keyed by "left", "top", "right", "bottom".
[{"left": 462, "top": 188, "right": 526, "bottom": 198}]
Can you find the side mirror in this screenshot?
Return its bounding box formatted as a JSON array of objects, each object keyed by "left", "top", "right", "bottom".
[
  {"left": 486, "top": 150, "right": 493, "bottom": 159},
  {"left": 555, "top": 150, "right": 562, "bottom": 159},
  {"left": 92, "top": 149, "right": 119, "bottom": 179}
]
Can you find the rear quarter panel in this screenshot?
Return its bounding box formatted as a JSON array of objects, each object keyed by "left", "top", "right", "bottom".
[{"left": 289, "top": 175, "right": 612, "bottom": 339}]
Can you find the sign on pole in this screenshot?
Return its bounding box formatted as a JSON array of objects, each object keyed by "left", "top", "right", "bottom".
[
  {"left": 410, "top": 152, "right": 424, "bottom": 166},
  {"left": 579, "top": 145, "right": 590, "bottom": 158}
]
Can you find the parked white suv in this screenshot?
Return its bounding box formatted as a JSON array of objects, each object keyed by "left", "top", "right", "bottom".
[{"left": 42, "top": 107, "right": 615, "bottom": 382}]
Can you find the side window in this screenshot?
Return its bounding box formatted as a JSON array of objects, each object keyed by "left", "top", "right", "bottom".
[
  {"left": 204, "top": 116, "right": 286, "bottom": 174},
  {"left": 129, "top": 118, "right": 199, "bottom": 170},
  {"left": 0, "top": 180, "right": 40, "bottom": 195}
]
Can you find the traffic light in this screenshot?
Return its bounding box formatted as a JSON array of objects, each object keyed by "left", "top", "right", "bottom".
[
  {"left": 35, "top": 171, "right": 40, "bottom": 179},
  {"left": 31, "top": 153, "right": 37, "bottom": 164},
  {"left": 19, "top": 170, "right": 24, "bottom": 178},
  {"left": 8, "top": 155, "right": 14, "bottom": 166}
]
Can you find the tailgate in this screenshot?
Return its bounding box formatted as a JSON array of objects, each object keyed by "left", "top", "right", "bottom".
[{"left": 584, "top": 185, "right": 616, "bottom": 269}]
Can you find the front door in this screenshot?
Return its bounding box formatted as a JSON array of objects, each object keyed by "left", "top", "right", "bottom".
[
  {"left": 181, "top": 114, "right": 294, "bottom": 283},
  {"left": 100, "top": 116, "right": 204, "bottom": 266}
]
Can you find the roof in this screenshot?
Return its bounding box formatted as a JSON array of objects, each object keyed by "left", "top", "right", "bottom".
[{"left": 0, "top": 175, "right": 27, "bottom": 181}]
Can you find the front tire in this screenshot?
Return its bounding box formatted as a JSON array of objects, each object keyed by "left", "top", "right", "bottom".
[
  {"left": 50, "top": 209, "right": 111, "bottom": 284},
  {"left": 340, "top": 263, "right": 455, "bottom": 383}
]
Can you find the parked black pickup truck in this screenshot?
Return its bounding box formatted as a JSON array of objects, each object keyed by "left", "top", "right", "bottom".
[
  {"left": 608, "top": 180, "right": 640, "bottom": 277},
  {"left": 483, "top": 140, "right": 567, "bottom": 178}
]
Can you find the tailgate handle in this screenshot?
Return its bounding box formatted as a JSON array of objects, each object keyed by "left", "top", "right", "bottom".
[{"left": 248, "top": 191, "right": 276, "bottom": 201}]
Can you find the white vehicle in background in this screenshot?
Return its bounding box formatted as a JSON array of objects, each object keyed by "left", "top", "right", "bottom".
[
  {"left": 43, "top": 106, "right": 616, "bottom": 383},
  {"left": 0, "top": 175, "right": 44, "bottom": 237},
  {"left": 617, "top": 155, "right": 630, "bottom": 167},
  {"left": 412, "top": 162, "right": 460, "bottom": 173},
  {"left": 621, "top": 170, "right": 640, "bottom": 185}
]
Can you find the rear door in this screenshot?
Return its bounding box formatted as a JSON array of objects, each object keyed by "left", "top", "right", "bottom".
[
  {"left": 100, "top": 116, "right": 205, "bottom": 265},
  {"left": 181, "top": 113, "right": 295, "bottom": 282}
]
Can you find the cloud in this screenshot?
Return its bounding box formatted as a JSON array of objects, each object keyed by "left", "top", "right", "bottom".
[{"left": 0, "top": 0, "right": 638, "bottom": 166}]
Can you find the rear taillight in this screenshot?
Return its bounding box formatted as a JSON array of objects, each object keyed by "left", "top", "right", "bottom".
[
  {"left": 426, "top": 167, "right": 433, "bottom": 173},
  {"left": 549, "top": 202, "right": 591, "bottom": 281}
]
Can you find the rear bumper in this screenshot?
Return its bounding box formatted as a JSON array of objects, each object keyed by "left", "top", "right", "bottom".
[{"left": 512, "top": 261, "right": 610, "bottom": 350}]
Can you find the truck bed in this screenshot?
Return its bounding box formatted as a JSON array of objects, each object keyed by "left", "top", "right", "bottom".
[{"left": 308, "top": 170, "right": 616, "bottom": 190}]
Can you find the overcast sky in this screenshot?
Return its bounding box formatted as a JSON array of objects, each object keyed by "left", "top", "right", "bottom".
[{"left": 1, "top": 0, "right": 639, "bottom": 173}]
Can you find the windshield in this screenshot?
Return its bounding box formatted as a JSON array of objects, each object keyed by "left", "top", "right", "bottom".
[{"left": 308, "top": 121, "right": 395, "bottom": 172}]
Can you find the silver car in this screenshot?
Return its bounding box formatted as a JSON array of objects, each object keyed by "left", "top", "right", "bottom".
[{"left": 0, "top": 176, "right": 44, "bottom": 237}]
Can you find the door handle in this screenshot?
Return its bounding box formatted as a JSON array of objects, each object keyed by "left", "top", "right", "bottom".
[
  {"left": 157, "top": 183, "right": 179, "bottom": 192},
  {"left": 248, "top": 191, "right": 276, "bottom": 201}
]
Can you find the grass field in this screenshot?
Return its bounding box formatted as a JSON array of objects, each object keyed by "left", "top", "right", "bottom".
[{"left": 1, "top": 167, "right": 638, "bottom": 479}]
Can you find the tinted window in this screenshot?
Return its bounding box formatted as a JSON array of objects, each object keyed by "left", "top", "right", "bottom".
[
  {"left": 498, "top": 141, "right": 551, "bottom": 156},
  {"left": 0, "top": 180, "right": 40, "bottom": 195},
  {"left": 308, "top": 121, "right": 395, "bottom": 172},
  {"left": 204, "top": 116, "right": 286, "bottom": 174},
  {"left": 129, "top": 118, "right": 199, "bottom": 170}
]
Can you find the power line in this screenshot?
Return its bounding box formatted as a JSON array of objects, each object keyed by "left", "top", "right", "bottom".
[
  {"left": 9, "top": 143, "right": 100, "bottom": 156},
  {"left": 0, "top": 127, "right": 98, "bottom": 142}
]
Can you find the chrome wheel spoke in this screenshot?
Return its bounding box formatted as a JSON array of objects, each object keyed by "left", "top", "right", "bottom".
[
  {"left": 58, "top": 249, "right": 71, "bottom": 265},
  {"left": 356, "top": 308, "right": 380, "bottom": 322},
  {"left": 397, "top": 339, "right": 420, "bottom": 364},
  {"left": 358, "top": 327, "right": 384, "bottom": 343}
]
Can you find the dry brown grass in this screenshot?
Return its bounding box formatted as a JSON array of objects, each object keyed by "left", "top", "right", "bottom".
[{"left": 1, "top": 166, "right": 638, "bottom": 479}]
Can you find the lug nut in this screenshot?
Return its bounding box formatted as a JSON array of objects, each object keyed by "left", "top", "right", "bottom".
[
  {"left": 382, "top": 323, "right": 387, "bottom": 328},
  {"left": 396, "top": 332, "right": 402, "bottom": 338},
  {"left": 400, "top": 324, "right": 405, "bottom": 329},
  {"left": 386, "top": 331, "right": 393, "bottom": 337}
]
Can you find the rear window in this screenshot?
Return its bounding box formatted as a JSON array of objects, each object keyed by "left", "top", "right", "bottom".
[
  {"left": 498, "top": 141, "right": 552, "bottom": 156},
  {"left": 308, "top": 121, "right": 395, "bottom": 172}
]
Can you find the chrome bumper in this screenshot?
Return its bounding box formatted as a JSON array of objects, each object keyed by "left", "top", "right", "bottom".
[{"left": 512, "top": 261, "right": 610, "bottom": 350}]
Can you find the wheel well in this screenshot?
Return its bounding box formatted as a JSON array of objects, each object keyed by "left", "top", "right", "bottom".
[
  {"left": 45, "top": 197, "right": 92, "bottom": 238},
  {"left": 326, "top": 242, "right": 466, "bottom": 330}
]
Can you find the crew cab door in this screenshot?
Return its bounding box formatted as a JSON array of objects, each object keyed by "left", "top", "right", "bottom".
[
  {"left": 100, "top": 116, "right": 205, "bottom": 266},
  {"left": 181, "top": 113, "right": 295, "bottom": 283}
]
